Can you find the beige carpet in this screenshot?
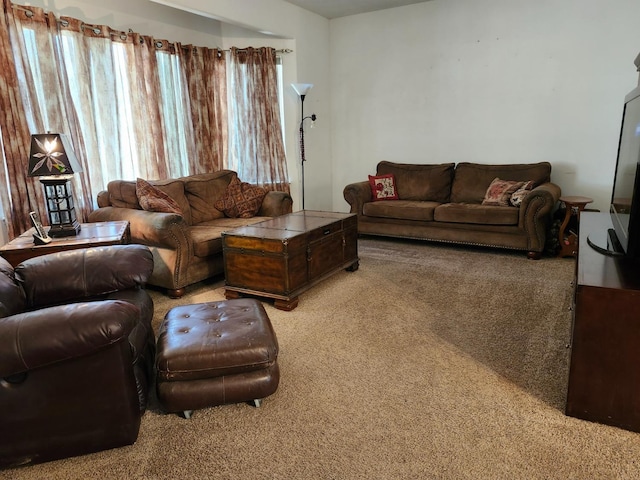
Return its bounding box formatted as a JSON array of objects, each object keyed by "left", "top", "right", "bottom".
[{"left": 5, "top": 237, "right": 640, "bottom": 479}]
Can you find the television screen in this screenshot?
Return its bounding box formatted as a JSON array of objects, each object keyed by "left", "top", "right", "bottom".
[{"left": 610, "top": 86, "right": 640, "bottom": 255}]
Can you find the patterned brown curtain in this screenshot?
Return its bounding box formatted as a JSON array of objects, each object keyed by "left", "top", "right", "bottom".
[
  {"left": 178, "top": 44, "right": 228, "bottom": 173},
  {"left": 228, "top": 47, "right": 289, "bottom": 192},
  {"left": 0, "top": 1, "right": 57, "bottom": 236}
]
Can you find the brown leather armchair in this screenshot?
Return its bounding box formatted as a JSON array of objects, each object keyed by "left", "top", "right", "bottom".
[{"left": 0, "top": 244, "right": 156, "bottom": 468}]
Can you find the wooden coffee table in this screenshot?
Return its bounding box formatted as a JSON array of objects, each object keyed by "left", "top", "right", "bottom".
[
  {"left": 222, "top": 211, "right": 359, "bottom": 310},
  {"left": 0, "top": 221, "right": 130, "bottom": 267}
]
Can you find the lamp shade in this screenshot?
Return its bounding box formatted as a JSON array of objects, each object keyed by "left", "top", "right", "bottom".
[
  {"left": 28, "top": 133, "right": 82, "bottom": 178},
  {"left": 292, "top": 83, "right": 313, "bottom": 97}
]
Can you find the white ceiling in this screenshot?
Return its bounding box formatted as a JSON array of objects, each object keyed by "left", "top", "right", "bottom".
[{"left": 282, "top": 0, "right": 432, "bottom": 19}]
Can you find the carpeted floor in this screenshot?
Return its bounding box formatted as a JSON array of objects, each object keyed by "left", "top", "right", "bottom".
[{"left": 4, "top": 237, "right": 640, "bottom": 479}]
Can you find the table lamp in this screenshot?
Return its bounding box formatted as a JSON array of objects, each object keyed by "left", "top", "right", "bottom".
[{"left": 27, "top": 133, "right": 82, "bottom": 237}]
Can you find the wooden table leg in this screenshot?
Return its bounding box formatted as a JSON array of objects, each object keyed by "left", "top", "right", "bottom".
[{"left": 274, "top": 297, "right": 299, "bottom": 311}]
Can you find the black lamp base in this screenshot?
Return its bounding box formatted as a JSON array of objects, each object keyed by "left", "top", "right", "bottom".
[{"left": 48, "top": 221, "right": 81, "bottom": 238}]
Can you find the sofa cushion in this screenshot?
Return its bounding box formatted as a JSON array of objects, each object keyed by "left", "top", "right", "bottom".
[
  {"left": 190, "top": 217, "right": 272, "bottom": 258},
  {"left": 107, "top": 180, "right": 141, "bottom": 209},
  {"left": 368, "top": 174, "right": 399, "bottom": 201},
  {"left": 376, "top": 161, "right": 455, "bottom": 203},
  {"left": 363, "top": 200, "right": 439, "bottom": 221},
  {"left": 450, "top": 162, "right": 551, "bottom": 204},
  {"left": 189, "top": 226, "right": 225, "bottom": 258},
  {"left": 434, "top": 203, "right": 519, "bottom": 226},
  {"left": 136, "top": 178, "right": 182, "bottom": 215},
  {"left": 481, "top": 178, "right": 525, "bottom": 207},
  {"left": 151, "top": 178, "right": 192, "bottom": 225},
  {"left": 183, "top": 171, "right": 235, "bottom": 224},
  {"left": 214, "top": 176, "right": 267, "bottom": 218}
]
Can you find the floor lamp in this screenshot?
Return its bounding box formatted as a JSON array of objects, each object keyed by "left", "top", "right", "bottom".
[{"left": 292, "top": 83, "right": 317, "bottom": 210}]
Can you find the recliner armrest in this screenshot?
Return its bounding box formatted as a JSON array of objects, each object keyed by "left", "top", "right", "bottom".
[
  {"left": 0, "top": 300, "right": 138, "bottom": 378},
  {"left": 16, "top": 244, "right": 153, "bottom": 308}
]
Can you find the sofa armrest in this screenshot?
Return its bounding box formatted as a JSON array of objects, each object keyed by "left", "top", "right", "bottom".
[
  {"left": 15, "top": 244, "right": 153, "bottom": 308},
  {"left": 343, "top": 181, "right": 372, "bottom": 215},
  {"left": 0, "top": 300, "right": 138, "bottom": 378},
  {"left": 258, "top": 191, "right": 293, "bottom": 217},
  {"left": 519, "top": 182, "right": 562, "bottom": 251},
  {"left": 88, "top": 206, "right": 188, "bottom": 250}
]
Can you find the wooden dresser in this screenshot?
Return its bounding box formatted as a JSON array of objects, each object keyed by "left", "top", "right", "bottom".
[
  {"left": 222, "top": 211, "right": 359, "bottom": 310},
  {"left": 565, "top": 212, "right": 640, "bottom": 432}
]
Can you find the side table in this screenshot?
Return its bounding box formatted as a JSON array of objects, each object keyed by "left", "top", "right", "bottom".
[
  {"left": 0, "top": 221, "right": 130, "bottom": 267},
  {"left": 557, "top": 196, "right": 593, "bottom": 258}
]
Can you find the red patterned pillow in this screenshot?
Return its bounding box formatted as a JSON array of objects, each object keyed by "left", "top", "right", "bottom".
[
  {"left": 214, "top": 175, "right": 267, "bottom": 218},
  {"left": 482, "top": 178, "right": 525, "bottom": 207},
  {"left": 368, "top": 173, "right": 399, "bottom": 201},
  {"left": 136, "top": 178, "right": 182, "bottom": 214}
]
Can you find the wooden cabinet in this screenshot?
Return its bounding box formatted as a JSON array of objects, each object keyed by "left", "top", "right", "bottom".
[
  {"left": 222, "top": 211, "right": 359, "bottom": 311},
  {"left": 565, "top": 212, "right": 640, "bottom": 432}
]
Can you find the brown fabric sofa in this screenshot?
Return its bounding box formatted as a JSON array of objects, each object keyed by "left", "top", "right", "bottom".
[
  {"left": 0, "top": 245, "right": 155, "bottom": 467},
  {"left": 343, "top": 161, "right": 561, "bottom": 259},
  {"left": 88, "top": 171, "right": 293, "bottom": 297}
]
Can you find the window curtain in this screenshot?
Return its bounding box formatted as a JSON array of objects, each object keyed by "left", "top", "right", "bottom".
[
  {"left": 0, "top": 1, "right": 289, "bottom": 240},
  {"left": 228, "top": 47, "right": 289, "bottom": 192},
  {"left": 178, "top": 44, "right": 228, "bottom": 173}
]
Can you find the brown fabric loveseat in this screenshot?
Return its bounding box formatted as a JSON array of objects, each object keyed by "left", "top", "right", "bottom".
[
  {"left": 88, "top": 171, "right": 293, "bottom": 297},
  {"left": 343, "top": 161, "right": 561, "bottom": 259}
]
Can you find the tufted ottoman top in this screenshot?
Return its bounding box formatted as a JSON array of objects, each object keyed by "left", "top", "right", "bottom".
[{"left": 156, "top": 298, "right": 279, "bottom": 382}]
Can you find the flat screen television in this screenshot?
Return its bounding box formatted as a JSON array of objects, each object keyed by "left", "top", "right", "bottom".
[{"left": 593, "top": 84, "right": 640, "bottom": 259}]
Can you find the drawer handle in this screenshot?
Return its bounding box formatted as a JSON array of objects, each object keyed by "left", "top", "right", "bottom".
[{"left": 323, "top": 228, "right": 331, "bottom": 235}]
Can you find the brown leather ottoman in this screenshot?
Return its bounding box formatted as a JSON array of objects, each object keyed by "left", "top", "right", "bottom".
[{"left": 155, "top": 298, "right": 279, "bottom": 418}]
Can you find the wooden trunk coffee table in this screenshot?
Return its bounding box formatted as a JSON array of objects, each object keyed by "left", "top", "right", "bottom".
[
  {"left": 222, "top": 211, "right": 359, "bottom": 311},
  {"left": 0, "top": 221, "right": 130, "bottom": 267}
]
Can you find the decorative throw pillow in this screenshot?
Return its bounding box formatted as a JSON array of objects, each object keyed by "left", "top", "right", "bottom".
[
  {"left": 482, "top": 178, "right": 525, "bottom": 207},
  {"left": 510, "top": 181, "right": 535, "bottom": 207},
  {"left": 136, "top": 178, "right": 182, "bottom": 214},
  {"left": 368, "top": 173, "right": 399, "bottom": 201},
  {"left": 214, "top": 175, "right": 267, "bottom": 218}
]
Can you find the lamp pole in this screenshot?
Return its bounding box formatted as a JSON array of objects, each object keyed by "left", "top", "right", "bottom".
[{"left": 292, "top": 83, "right": 315, "bottom": 210}]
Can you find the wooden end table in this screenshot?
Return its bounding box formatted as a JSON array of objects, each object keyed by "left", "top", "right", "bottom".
[
  {"left": 557, "top": 196, "right": 593, "bottom": 258},
  {"left": 0, "top": 221, "right": 130, "bottom": 267}
]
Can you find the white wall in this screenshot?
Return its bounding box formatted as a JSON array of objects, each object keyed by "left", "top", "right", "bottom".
[{"left": 330, "top": 0, "right": 640, "bottom": 212}]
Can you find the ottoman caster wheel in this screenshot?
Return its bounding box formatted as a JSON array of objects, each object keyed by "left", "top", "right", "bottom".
[
  {"left": 252, "top": 399, "right": 262, "bottom": 408},
  {"left": 182, "top": 410, "right": 193, "bottom": 419}
]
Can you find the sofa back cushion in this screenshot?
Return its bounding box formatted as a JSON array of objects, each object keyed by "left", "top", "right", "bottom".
[
  {"left": 106, "top": 178, "right": 192, "bottom": 224},
  {"left": 183, "top": 171, "right": 236, "bottom": 224},
  {"left": 450, "top": 162, "right": 551, "bottom": 204},
  {"left": 107, "top": 180, "right": 140, "bottom": 209},
  {"left": 150, "top": 178, "right": 192, "bottom": 225},
  {"left": 376, "top": 161, "right": 455, "bottom": 203}
]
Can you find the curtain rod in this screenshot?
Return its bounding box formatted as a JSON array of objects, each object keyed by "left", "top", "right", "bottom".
[
  {"left": 220, "top": 48, "right": 293, "bottom": 54},
  {"left": 12, "top": 5, "right": 293, "bottom": 55}
]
